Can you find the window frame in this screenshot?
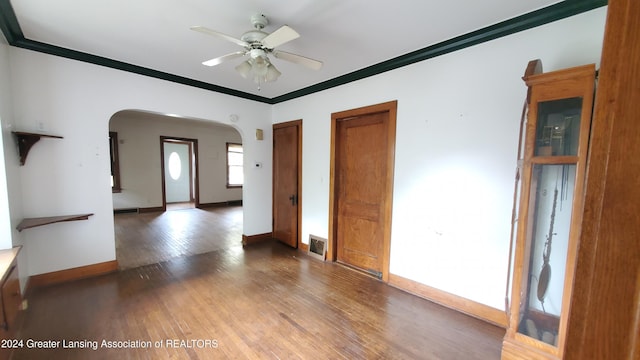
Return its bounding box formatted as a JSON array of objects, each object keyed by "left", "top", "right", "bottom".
[
  {"left": 109, "top": 132, "right": 122, "bottom": 193},
  {"left": 226, "top": 142, "right": 243, "bottom": 188}
]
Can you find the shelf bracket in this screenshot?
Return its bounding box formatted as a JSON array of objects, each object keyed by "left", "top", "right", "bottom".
[{"left": 12, "top": 131, "right": 63, "bottom": 166}]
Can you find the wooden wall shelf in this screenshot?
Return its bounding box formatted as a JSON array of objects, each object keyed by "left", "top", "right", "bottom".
[
  {"left": 12, "top": 131, "right": 63, "bottom": 166},
  {"left": 16, "top": 214, "right": 93, "bottom": 232}
]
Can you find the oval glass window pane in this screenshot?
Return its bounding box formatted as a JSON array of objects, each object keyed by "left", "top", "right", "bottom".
[{"left": 168, "top": 152, "right": 181, "bottom": 180}]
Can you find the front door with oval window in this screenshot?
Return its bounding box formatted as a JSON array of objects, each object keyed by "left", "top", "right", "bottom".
[{"left": 163, "top": 141, "right": 192, "bottom": 204}]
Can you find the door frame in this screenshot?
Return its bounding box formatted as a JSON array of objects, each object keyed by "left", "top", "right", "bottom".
[
  {"left": 160, "top": 136, "right": 199, "bottom": 210},
  {"left": 328, "top": 100, "right": 397, "bottom": 282},
  {"left": 272, "top": 120, "right": 303, "bottom": 249}
]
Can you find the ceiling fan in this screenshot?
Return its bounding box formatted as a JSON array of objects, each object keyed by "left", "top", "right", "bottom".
[{"left": 191, "top": 14, "right": 323, "bottom": 89}]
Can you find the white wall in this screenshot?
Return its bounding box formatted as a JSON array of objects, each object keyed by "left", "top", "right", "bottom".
[
  {"left": 0, "top": 35, "right": 15, "bottom": 249},
  {"left": 272, "top": 7, "right": 607, "bottom": 310},
  {"left": 110, "top": 112, "right": 242, "bottom": 209},
  {"left": 8, "top": 49, "right": 271, "bottom": 276}
]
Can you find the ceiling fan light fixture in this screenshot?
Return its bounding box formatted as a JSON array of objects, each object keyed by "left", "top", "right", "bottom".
[
  {"left": 193, "top": 14, "right": 321, "bottom": 89},
  {"left": 236, "top": 55, "right": 280, "bottom": 85},
  {"left": 235, "top": 60, "right": 252, "bottom": 79},
  {"left": 265, "top": 64, "right": 281, "bottom": 82},
  {"left": 252, "top": 55, "right": 269, "bottom": 75},
  {"left": 251, "top": 62, "right": 280, "bottom": 85}
]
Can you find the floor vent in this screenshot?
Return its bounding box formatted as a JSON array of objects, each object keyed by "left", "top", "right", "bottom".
[
  {"left": 308, "top": 235, "right": 327, "bottom": 261},
  {"left": 114, "top": 208, "right": 139, "bottom": 214}
]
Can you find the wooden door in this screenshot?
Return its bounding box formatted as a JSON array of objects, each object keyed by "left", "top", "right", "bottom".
[
  {"left": 330, "top": 101, "right": 397, "bottom": 280},
  {"left": 273, "top": 121, "right": 301, "bottom": 248}
]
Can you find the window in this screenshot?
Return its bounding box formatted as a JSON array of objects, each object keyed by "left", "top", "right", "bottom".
[
  {"left": 168, "top": 151, "right": 182, "bottom": 180},
  {"left": 227, "top": 143, "right": 243, "bottom": 188},
  {"left": 109, "top": 132, "right": 121, "bottom": 192}
]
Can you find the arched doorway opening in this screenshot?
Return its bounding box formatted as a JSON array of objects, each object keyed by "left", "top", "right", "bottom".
[{"left": 109, "top": 110, "right": 244, "bottom": 269}]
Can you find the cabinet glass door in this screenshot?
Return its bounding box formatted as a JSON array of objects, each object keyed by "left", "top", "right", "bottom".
[
  {"left": 517, "top": 96, "right": 583, "bottom": 346},
  {"left": 534, "top": 98, "right": 582, "bottom": 157},
  {"left": 518, "top": 164, "right": 576, "bottom": 346}
]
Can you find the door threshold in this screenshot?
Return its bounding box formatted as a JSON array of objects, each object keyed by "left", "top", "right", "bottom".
[{"left": 336, "top": 261, "right": 383, "bottom": 280}]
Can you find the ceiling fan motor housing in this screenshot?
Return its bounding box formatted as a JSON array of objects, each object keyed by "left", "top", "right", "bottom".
[
  {"left": 241, "top": 30, "right": 268, "bottom": 46},
  {"left": 242, "top": 14, "right": 270, "bottom": 47},
  {"left": 250, "top": 13, "right": 268, "bottom": 29}
]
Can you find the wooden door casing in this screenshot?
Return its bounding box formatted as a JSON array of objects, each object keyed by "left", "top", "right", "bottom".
[
  {"left": 564, "top": 0, "right": 640, "bottom": 358},
  {"left": 163, "top": 141, "right": 193, "bottom": 203},
  {"left": 159, "top": 136, "right": 199, "bottom": 210},
  {"left": 272, "top": 120, "right": 302, "bottom": 248},
  {"left": 329, "top": 101, "right": 397, "bottom": 281}
]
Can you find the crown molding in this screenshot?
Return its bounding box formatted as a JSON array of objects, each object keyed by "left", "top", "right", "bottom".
[{"left": 0, "top": 0, "right": 607, "bottom": 105}]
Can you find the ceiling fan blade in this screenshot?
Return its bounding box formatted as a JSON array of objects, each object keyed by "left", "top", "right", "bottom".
[
  {"left": 202, "top": 51, "right": 246, "bottom": 67},
  {"left": 190, "top": 26, "right": 249, "bottom": 48},
  {"left": 272, "top": 50, "right": 323, "bottom": 70},
  {"left": 261, "top": 25, "right": 300, "bottom": 49}
]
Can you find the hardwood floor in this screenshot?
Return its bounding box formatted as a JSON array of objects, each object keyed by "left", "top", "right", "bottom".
[
  {"left": 13, "top": 206, "right": 504, "bottom": 359},
  {"left": 115, "top": 206, "right": 243, "bottom": 269},
  {"left": 166, "top": 202, "right": 196, "bottom": 211}
]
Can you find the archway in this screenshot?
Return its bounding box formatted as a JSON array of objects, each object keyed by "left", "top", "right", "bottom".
[{"left": 108, "top": 110, "right": 245, "bottom": 268}]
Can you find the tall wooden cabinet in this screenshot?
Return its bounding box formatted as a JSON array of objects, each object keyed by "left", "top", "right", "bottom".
[{"left": 502, "top": 62, "right": 596, "bottom": 359}]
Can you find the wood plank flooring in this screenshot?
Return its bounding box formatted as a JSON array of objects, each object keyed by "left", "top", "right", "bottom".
[
  {"left": 15, "top": 241, "right": 504, "bottom": 359},
  {"left": 13, "top": 206, "right": 504, "bottom": 359},
  {"left": 115, "top": 206, "right": 242, "bottom": 269}
]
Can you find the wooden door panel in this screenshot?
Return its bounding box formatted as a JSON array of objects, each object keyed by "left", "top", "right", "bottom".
[
  {"left": 336, "top": 112, "right": 388, "bottom": 274},
  {"left": 273, "top": 122, "right": 300, "bottom": 248},
  {"left": 338, "top": 217, "right": 382, "bottom": 271},
  {"left": 339, "top": 201, "right": 380, "bottom": 222}
]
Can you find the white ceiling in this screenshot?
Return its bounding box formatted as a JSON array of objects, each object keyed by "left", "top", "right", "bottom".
[{"left": 10, "top": 0, "right": 562, "bottom": 100}]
